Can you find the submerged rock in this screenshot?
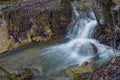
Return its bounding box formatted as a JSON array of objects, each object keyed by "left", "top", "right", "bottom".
[
  {"left": 0, "top": 68, "right": 34, "bottom": 80},
  {"left": 10, "top": 68, "right": 34, "bottom": 80},
  {"left": 0, "top": 0, "right": 72, "bottom": 54}
]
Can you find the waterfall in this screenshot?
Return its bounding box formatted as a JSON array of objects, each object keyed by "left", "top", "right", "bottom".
[
  {"left": 38, "top": 2, "right": 114, "bottom": 76},
  {"left": 67, "top": 6, "right": 97, "bottom": 39}
]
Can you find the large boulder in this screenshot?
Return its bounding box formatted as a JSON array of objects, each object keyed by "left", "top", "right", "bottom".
[{"left": 0, "top": 0, "right": 72, "bottom": 54}]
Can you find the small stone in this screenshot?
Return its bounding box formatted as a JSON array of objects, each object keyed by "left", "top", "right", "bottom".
[
  {"left": 90, "top": 43, "right": 98, "bottom": 54},
  {"left": 110, "top": 58, "right": 116, "bottom": 64}
]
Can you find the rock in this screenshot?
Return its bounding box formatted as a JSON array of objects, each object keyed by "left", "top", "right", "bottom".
[
  {"left": 93, "top": 0, "right": 120, "bottom": 48},
  {"left": 0, "top": 68, "right": 34, "bottom": 80},
  {"left": 90, "top": 43, "right": 98, "bottom": 54},
  {"left": 92, "top": 57, "right": 120, "bottom": 80},
  {"left": 94, "top": 24, "right": 120, "bottom": 48},
  {"left": 66, "top": 64, "right": 94, "bottom": 78},
  {"left": 0, "top": 0, "right": 72, "bottom": 54},
  {"left": 0, "top": 20, "right": 15, "bottom": 54},
  {"left": 10, "top": 68, "right": 34, "bottom": 80},
  {"left": 71, "top": 0, "right": 92, "bottom": 10},
  {"left": 70, "top": 57, "right": 120, "bottom": 80},
  {"left": 32, "top": 64, "right": 43, "bottom": 76},
  {"left": 110, "top": 57, "right": 116, "bottom": 64}
]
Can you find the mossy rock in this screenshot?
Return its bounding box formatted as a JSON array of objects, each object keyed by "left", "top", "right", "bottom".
[{"left": 66, "top": 64, "right": 94, "bottom": 78}]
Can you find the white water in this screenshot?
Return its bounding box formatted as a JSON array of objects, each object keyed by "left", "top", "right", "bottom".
[{"left": 38, "top": 4, "right": 115, "bottom": 76}]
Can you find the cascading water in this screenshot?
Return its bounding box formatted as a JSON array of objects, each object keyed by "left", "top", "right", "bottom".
[
  {"left": 67, "top": 6, "right": 97, "bottom": 39},
  {"left": 38, "top": 2, "right": 114, "bottom": 77},
  {"left": 1, "top": 1, "right": 119, "bottom": 80},
  {"left": 0, "top": 1, "right": 120, "bottom": 80}
]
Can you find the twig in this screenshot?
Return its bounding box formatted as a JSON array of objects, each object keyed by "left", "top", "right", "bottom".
[
  {"left": 118, "top": 7, "right": 120, "bottom": 25},
  {"left": 0, "top": 65, "right": 17, "bottom": 79}
]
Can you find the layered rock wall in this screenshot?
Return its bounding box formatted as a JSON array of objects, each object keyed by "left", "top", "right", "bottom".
[{"left": 0, "top": 0, "right": 72, "bottom": 54}]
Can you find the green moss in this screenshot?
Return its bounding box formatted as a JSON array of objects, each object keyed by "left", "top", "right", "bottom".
[
  {"left": 0, "top": 0, "right": 23, "bottom": 5},
  {"left": 73, "top": 75, "right": 79, "bottom": 80}
]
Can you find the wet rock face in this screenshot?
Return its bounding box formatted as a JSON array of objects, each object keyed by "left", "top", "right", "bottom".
[
  {"left": 0, "top": 0, "right": 72, "bottom": 54},
  {"left": 93, "top": 25, "right": 120, "bottom": 48},
  {"left": 93, "top": 0, "right": 120, "bottom": 49}
]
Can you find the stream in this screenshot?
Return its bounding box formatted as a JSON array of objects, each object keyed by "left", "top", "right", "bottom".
[{"left": 0, "top": 1, "right": 119, "bottom": 80}]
